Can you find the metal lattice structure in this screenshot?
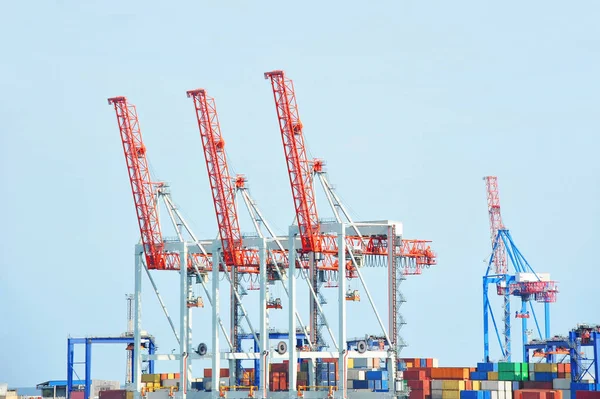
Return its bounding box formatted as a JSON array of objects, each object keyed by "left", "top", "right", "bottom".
[
  {"left": 483, "top": 176, "right": 558, "bottom": 362},
  {"left": 107, "top": 74, "right": 439, "bottom": 399},
  {"left": 108, "top": 97, "right": 168, "bottom": 270}
]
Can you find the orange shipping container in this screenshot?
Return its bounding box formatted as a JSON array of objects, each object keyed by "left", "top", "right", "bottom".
[
  {"left": 174, "top": 373, "right": 180, "bottom": 379},
  {"left": 465, "top": 381, "right": 473, "bottom": 390},
  {"left": 558, "top": 364, "right": 565, "bottom": 373},
  {"left": 160, "top": 374, "right": 167, "bottom": 380},
  {"left": 426, "top": 358, "right": 434, "bottom": 368},
  {"left": 430, "top": 367, "right": 469, "bottom": 380},
  {"left": 564, "top": 363, "right": 571, "bottom": 373}
]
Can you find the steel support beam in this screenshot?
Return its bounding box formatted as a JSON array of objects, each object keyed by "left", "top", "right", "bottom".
[
  {"left": 211, "top": 247, "right": 221, "bottom": 399},
  {"left": 259, "top": 238, "right": 269, "bottom": 398},
  {"left": 179, "top": 243, "right": 190, "bottom": 399},
  {"left": 134, "top": 251, "right": 143, "bottom": 398},
  {"left": 288, "top": 227, "right": 298, "bottom": 399},
  {"left": 337, "top": 224, "right": 347, "bottom": 399}
]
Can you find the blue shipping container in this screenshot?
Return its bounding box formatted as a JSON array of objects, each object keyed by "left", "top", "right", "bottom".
[
  {"left": 329, "top": 371, "right": 336, "bottom": 381},
  {"left": 535, "top": 372, "right": 554, "bottom": 382},
  {"left": 570, "top": 382, "right": 596, "bottom": 391},
  {"left": 368, "top": 380, "right": 375, "bottom": 390},
  {"left": 460, "top": 391, "right": 481, "bottom": 399},
  {"left": 420, "top": 359, "right": 427, "bottom": 368},
  {"left": 353, "top": 380, "right": 369, "bottom": 390},
  {"left": 477, "top": 363, "right": 497, "bottom": 373},
  {"left": 375, "top": 380, "right": 382, "bottom": 390},
  {"left": 320, "top": 371, "right": 329, "bottom": 381},
  {"left": 381, "top": 380, "right": 389, "bottom": 390},
  {"left": 366, "top": 370, "right": 388, "bottom": 380},
  {"left": 470, "top": 372, "right": 488, "bottom": 381}
]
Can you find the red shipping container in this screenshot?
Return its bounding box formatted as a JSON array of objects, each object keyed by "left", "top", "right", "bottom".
[
  {"left": 408, "top": 367, "right": 432, "bottom": 379},
  {"left": 71, "top": 392, "right": 84, "bottom": 399},
  {"left": 576, "top": 392, "right": 600, "bottom": 399},
  {"left": 426, "top": 358, "right": 434, "bottom": 368},
  {"left": 203, "top": 368, "right": 229, "bottom": 378},
  {"left": 405, "top": 370, "right": 426, "bottom": 381},
  {"left": 522, "top": 382, "right": 554, "bottom": 390},
  {"left": 409, "top": 380, "right": 431, "bottom": 395},
  {"left": 547, "top": 391, "right": 563, "bottom": 399},
  {"left": 516, "top": 390, "right": 547, "bottom": 399},
  {"left": 410, "top": 390, "right": 427, "bottom": 399},
  {"left": 465, "top": 381, "right": 473, "bottom": 390},
  {"left": 98, "top": 391, "right": 128, "bottom": 399},
  {"left": 408, "top": 380, "right": 426, "bottom": 390},
  {"left": 558, "top": 364, "right": 565, "bottom": 373}
]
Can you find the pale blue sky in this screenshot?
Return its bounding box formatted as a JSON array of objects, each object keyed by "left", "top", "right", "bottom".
[{"left": 1, "top": 0, "right": 599, "bottom": 387}]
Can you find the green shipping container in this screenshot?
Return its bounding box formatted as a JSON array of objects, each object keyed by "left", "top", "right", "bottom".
[
  {"left": 498, "top": 362, "right": 520, "bottom": 373},
  {"left": 518, "top": 370, "right": 529, "bottom": 381},
  {"left": 520, "top": 363, "right": 529, "bottom": 374},
  {"left": 498, "top": 372, "right": 512, "bottom": 381}
]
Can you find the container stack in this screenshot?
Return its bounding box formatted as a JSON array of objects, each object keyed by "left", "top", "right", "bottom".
[
  {"left": 346, "top": 357, "right": 390, "bottom": 392},
  {"left": 202, "top": 368, "right": 229, "bottom": 391},
  {"left": 140, "top": 373, "right": 181, "bottom": 393}
]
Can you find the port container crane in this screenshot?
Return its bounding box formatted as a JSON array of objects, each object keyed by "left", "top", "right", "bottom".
[
  {"left": 264, "top": 70, "right": 438, "bottom": 394},
  {"left": 483, "top": 176, "right": 558, "bottom": 362}
]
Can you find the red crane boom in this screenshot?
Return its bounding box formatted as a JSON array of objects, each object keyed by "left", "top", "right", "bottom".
[
  {"left": 108, "top": 96, "right": 168, "bottom": 270},
  {"left": 187, "top": 89, "right": 243, "bottom": 266},
  {"left": 484, "top": 176, "right": 507, "bottom": 274},
  {"left": 264, "top": 70, "right": 321, "bottom": 253}
]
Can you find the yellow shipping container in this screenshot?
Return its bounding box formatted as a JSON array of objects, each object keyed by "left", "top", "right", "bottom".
[
  {"left": 142, "top": 374, "right": 160, "bottom": 383},
  {"left": 472, "top": 381, "right": 481, "bottom": 391},
  {"left": 488, "top": 372, "right": 499, "bottom": 381},
  {"left": 442, "top": 390, "right": 460, "bottom": 399},
  {"left": 347, "top": 359, "right": 354, "bottom": 369},
  {"left": 168, "top": 373, "right": 175, "bottom": 380},
  {"left": 535, "top": 363, "right": 558, "bottom": 373},
  {"left": 443, "top": 381, "right": 465, "bottom": 391}
]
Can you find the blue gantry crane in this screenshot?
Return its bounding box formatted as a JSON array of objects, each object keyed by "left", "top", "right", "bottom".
[{"left": 482, "top": 177, "right": 558, "bottom": 362}]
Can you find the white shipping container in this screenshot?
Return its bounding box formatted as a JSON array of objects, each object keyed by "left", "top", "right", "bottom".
[
  {"left": 396, "top": 381, "right": 404, "bottom": 392},
  {"left": 432, "top": 390, "right": 443, "bottom": 399},
  {"left": 506, "top": 390, "right": 513, "bottom": 399},
  {"left": 498, "top": 391, "right": 506, "bottom": 399},
  {"left": 553, "top": 379, "right": 571, "bottom": 390},
  {"left": 348, "top": 370, "right": 366, "bottom": 380},
  {"left": 0, "top": 384, "right": 7, "bottom": 396},
  {"left": 432, "top": 381, "right": 444, "bottom": 390},
  {"left": 491, "top": 391, "right": 499, "bottom": 399},
  {"left": 347, "top": 380, "right": 354, "bottom": 390},
  {"left": 482, "top": 381, "right": 504, "bottom": 391},
  {"left": 504, "top": 381, "right": 512, "bottom": 391},
  {"left": 432, "top": 358, "right": 440, "bottom": 368}
]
